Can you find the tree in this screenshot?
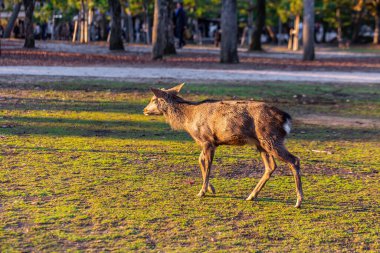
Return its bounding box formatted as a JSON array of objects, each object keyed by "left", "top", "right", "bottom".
[
  {"left": 351, "top": 0, "right": 365, "bottom": 43},
  {"left": 23, "top": 0, "right": 35, "bottom": 48},
  {"left": 163, "top": 0, "right": 175, "bottom": 55},
  {"left": 124, "top": 0, "right": 134, "bottom": 43},
  {"left": 249, "top": 0, "right": 265, "bottom": 51},
  {"left": 3, "top": 1, "right": 21, "bottom": 38},
  {"left": 303, "top": 0, "right": 315, "bottom": 60},
  {"left": 321, "top": 0, "right": 353, "bottom": 47},
  {"left": 290, "top": 0, "right": 302, "bottom": 50},
  {"left": 366, "top": 0, "right": 380, "bottom": 44},
  {"left": 108, "top": 0, "right": 124, "bottom": 50},
  {"left": 152, "top": 0, "right": 167, "bottom": 59},
  {"left": 275, "top": 0, "right": 303, "bottom": 50},
  {"left": 220, "top": 0, "right": 239, "bottom": 63},
  {"left": 374, "top": 1, "right": 380, "bottom": 44}
]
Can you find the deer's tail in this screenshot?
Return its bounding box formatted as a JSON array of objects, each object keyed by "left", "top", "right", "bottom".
[{"left": 282, "top": 112, "right": 292, "bottom": 135}]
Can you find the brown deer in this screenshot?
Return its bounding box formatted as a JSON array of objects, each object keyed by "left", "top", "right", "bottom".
[{"left": 143, "top": 84, "right": 303, "bottom": 208}]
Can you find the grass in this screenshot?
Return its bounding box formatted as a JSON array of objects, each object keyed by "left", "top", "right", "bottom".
[
  {"left": 0, "top": 80, "right": 379, "bottom": 252},
  {"left": 338, "top": 47, "right": 380, "bottom": 54}
]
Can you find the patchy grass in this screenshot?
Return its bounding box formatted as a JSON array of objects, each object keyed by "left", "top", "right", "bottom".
[
  {"left": 338, "top": 47, "right": 380, "bottom": 54},
  {"left": 0, "top": 80, "right": 379, "bottom": 252}
]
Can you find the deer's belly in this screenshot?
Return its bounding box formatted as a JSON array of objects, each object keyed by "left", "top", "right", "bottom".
[{"left": 216, "top": 134, "right": 258, "bottom": 146}]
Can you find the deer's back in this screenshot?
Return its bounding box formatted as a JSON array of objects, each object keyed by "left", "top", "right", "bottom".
[{"left": 185, "top": 101, "right": 290, "bottom": 146}]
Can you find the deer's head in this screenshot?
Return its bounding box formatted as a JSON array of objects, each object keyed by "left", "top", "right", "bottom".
[{"left": 143, "top": 83, "right": 185, "bottom": 115}]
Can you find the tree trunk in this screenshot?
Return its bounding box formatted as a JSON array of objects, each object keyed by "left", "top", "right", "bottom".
[
  {"left": 23, "top": 0, "right": 35, "bottom": 48},
  {"left": 244, "top": 0, "right": 254, "bottom": 46},
  {"left": 152, "top": 0, "right": 167, "bottom": 59},
  {"left": 374, "top": 4, "right": 380, "bottom": 44},
  {"left": 72, "top": 20, "right": 78, "bottom": 42},
  {"left": 303, "top": 0, "right": 315, "bottom": 61},
  {"left": 278, "top": 17, "right": 282, "bottom": 45},
  {"left": 144, "top": 0, "right": 151, "bottom": 44},
  {"left": 249, "top": 0, "right": 265, "bottom": 51},
  {"left": 194, "top": 19, "right": 202, "bottom": 45},
  {"left": 292, "top": 15, "right": 300, "bottom": 51},
  {"left": 336, "top": 7, "right": 343, "bottom": 46},
  {"left": 351, "top": 7, "right": 363, "bottom": 43},
  {"left": 108, "top": 0, "right": 124, "bottom": 50},
  {"left": 220, "top": 0, "right": 239, "bottom": 63},
  {"left": 125, "top": 0, "right": 134, "bottom": 43},
  {"left": 3, "top": 2, "right": 22, "bottom": 38},
  {"left": 80, "top": 0, "right": 85, "bottom": 43},
  {"left": 163, "top": 0, "right": 176, "bottom": 55},
  {"left": 101, "top": 13, "right": 108, "bottom": 40}
]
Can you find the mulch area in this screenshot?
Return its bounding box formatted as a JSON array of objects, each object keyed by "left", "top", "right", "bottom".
[{"left": 1, "top": 42, "right": 380, "bottom": 72}]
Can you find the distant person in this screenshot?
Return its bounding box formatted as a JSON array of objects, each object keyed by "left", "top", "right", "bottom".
[
  {"left": 214, "top": 25, "right": 221, "bottom": 47},
  {"left": 47, "top": 21, "right": 53, "bottom": 39},
  {"left": 174, "top": 2, "right": 187, "bottom": 48},
  {"left": 34, "top": 23, "right": 41, "bottom": 40},
  {"left": 13, "top": 24, "right": 20, "bottom": 38},
  {"left": 0, "top": 25, "right": 4, "bottom": 38},
  {"left": 18, "top": 20, "right": 25, "bottom": 38},
  {"left": 41, "top": 22, "right": 47, "bottom": 40}
]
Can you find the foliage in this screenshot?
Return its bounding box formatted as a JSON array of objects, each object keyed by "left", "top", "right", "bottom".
[
  {"left": 366, "top": 0, "right": 380, "bottom": 18},
  {"left": 32, "top": 0, "right": 109, "bottom": 23},
  {"left": 7, "top": 0, "right": 378, "bottom": 40},
  {"left": 2, "top": 0, "right": 21, "bottom": 11},
  {"left": 320, "top": 0, "right": 354, "bottom": 30}
]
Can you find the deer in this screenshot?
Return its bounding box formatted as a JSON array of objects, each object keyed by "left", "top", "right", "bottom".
[{"left": 143, "top": 83, "right": 303, "bottom": 208}]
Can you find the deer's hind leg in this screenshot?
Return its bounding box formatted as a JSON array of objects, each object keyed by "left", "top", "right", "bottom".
[
  {"left": 271, "top": 145, "right": 303, "bottom": 208},
  {"left": 246, "top": 149, "right": 277, "bottom": 201}
]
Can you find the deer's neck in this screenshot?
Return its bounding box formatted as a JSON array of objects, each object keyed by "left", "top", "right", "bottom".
[{"left": 163, "top": 103, "right": 192, "bottom": 131}]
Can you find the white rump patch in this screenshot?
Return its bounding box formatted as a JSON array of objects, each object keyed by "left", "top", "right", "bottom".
[{"left": 283, "top": 119, "right": 292, "bottom": 135}]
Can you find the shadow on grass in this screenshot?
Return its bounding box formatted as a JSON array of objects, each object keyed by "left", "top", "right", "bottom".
[
  {"left": 0, "top": 117, "right": 191, "bottom": 141},
  {"left": 1, "top": 114, "right": 378, "bottom": 142},
  {"left": 0, "top": 96, "right": 144, "bottom": 114},
  {"left": 13, "top": 146, "right": 198, "bottom": 158},
  {"left": 211, "top": 195, "right": 362, "bottom": 211},
  {"left": 0, "top": 81, "right": 161, "bottom": 93}
]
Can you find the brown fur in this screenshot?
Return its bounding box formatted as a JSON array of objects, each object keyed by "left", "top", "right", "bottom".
[{"left": 144, "top": 84, "right": 303, "bottom": 208}]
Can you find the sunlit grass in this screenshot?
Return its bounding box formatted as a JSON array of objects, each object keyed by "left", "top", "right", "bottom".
[{"left": 0, "top": 80, "right": 379, "bottom": 251}]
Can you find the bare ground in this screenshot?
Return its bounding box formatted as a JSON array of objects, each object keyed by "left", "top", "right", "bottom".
[
  {"left": 295, "top": 115, "right": 380, "bottom": 128},
  {"left": 1, "top": 39, "right": 380, "bottom": 72}
]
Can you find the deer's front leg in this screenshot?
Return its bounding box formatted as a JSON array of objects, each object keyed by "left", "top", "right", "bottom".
[
  {"left": 198, "top": 151, "right": 216, "bottom": 195},
  {"left": 197, "top": 143, "right": 215, "bottom": 197}
]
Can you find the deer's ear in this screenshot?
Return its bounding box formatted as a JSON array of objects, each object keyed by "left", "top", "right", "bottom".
[
  {"left": 166, "top": 83, "right": 185, "bottom": 94},
  {"left": 151, "top": 88, "right": 169, "bottom": 100}
]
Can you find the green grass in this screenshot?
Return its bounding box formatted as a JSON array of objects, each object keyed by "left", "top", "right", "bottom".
[
  {"left": 337, "top": 47, "right": 380, "bottom": 54},
  {"left": 0, "top": 80, "right": 379, "bottom": 252}
]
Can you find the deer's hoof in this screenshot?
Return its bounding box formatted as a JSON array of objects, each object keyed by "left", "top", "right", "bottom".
[
  {"left": 208, "top": 184, "right": 216, "bottom": 194},
  {"left": 245, "top": 195, "right": 256, "bottom": 201},
  {"left": 197, "top": 191, "right": 206, "bottom": 198},
  {"left": 294, "top": 199, "right": 302, "bottom": 208}
]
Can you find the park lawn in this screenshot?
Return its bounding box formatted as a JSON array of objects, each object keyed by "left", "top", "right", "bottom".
[{"left": 0, "top": 80, "right": 379, "bottom": 252}]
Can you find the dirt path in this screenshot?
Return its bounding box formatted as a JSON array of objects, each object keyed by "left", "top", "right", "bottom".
[
  {"left": 2, "top": 40, "right": 380, "bottom": 73},
  {"left": 3, "top": 39, "right": 380, "bottom": 59},
  {"left": 1, "top": 66, "right": 380, "bottom": 84},
  {"left": 295, "top": 115, "right": 380, "bottom": 128}
]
